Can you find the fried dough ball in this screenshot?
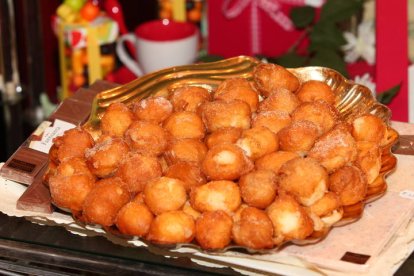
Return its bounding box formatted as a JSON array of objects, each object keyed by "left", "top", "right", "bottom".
[
  {"left": 236, "top": 126, "right": 279, "bottom": 160},
  {"left": 49, "top": 144, "right": 59, "bottom": 164},
  {"left": 352, "top": 114, "right": 387, "bottom": 145},
  {"left": 132, "top": 96, "right": 173, "bottom": 124},
  {"left": 253, "top": 63, "right": 300, "bottom": 97},
  {"left": 308, "top": 192, "right": 341, "bottom": 217},
  {"left": 198, "top": 100, "right": 251, "bottom": 132},
  {"left": 49, "top": 157, "right": 96, "bottom": 212},
  {"left": 355, "top": 141, "right": 381, "bottom": 184},
  {"left": 53, "top": 127, "right": 94, "bottom": 162},
  {"left": 201, "top": 144, "right": 254, "bottom": 180},
  {"left": 125, "top": 120, "right": 168, "bottom": 156},
  {"left": 164, "top": 162, "right": 206, "bottom": 192},
  {"left": 278, "top": 157, "right": 328, "bottom": 206},
  {"left": 258, "top": 88, "right": 300, "bottom": 114},
  {"left": 144, "top": 177, "right": 187, "bottom": 214},
  {"left": 239, "top": 170, "right": 277, "bottom": 209},
  {"left": 115, "top": 201, "right": 153, "bottom": 237},
  {"left": 147, "top": 211, "right": 195, "bottom": 244},
  {"left": 190, "top": 180, "right": 241, "bottom": 213},
  {"left": 163, "top": 111, "right": 205, "bottom": 140},
  {"left": 252, "top": 111, "right": 291, "bottom": 135},
  {"left": 169, "top": 86, "right": 211, "bottom": 112},
  {"left": 291, "top": 100, "right": 339, "bottom": 135},
  {"left": 296, "top": 80, "right": 336, "bottom": 105},
  {"left": 164, "top": 138, "right": 207, "bottom": 165},
  {"left": 195, "top": 210, "right": 233, "bottom": 249},
  {"left": 213, "top": 78, "right": 259, "bottom": 112},
  {"left": 278, "top": 120, "right": 319, "bottom": 155},
  {"left": 205, "top": 127, "right": 242, "bottom": 149},
  {"left": 82, "top": 177, "right": 130, "bottom": 226},
  {"left": 267, "top": 193, "right": 314, "bottom": 242},
  {"left": 85, "top": 137, "right": 129, "bottom": 178},
  {"left": 182, "top": 201, "right": 201, "bottom": 220},
  {"left": 329, "top": 165, "right": 367, "bottom": 206},
  {"left": 308, "top": 124, "right": 357, "bottom": 173},
  {"left": 100, "top": 102, "right": 134, "bottom": 137},
  {"left": 232, "top": 207, "right": 274, "bottom": 249},
  {"left": 116, "top": 153, "right": 162, "bottom": 194},
  {"left": 255, "top": 151, "right": 299, "bottom": 174}
]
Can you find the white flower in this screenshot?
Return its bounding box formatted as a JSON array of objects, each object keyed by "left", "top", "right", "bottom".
[
  {"left": 354, "top": 73, "right": 376, "bottom": 97},
  {"left": 342, "top": 21, "right": 376, "bottom": 65}
]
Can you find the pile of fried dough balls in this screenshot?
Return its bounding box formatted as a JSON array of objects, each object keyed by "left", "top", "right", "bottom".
[{"left": 47, "top": 63, "right": 388, "bottom": 250}]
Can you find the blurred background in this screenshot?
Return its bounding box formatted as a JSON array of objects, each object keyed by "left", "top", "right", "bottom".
[{"left": 0, "top": 0, "right": 413, "bottom": 160}]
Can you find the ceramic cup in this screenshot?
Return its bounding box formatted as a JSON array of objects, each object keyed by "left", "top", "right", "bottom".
[{"left": 116, "top": 19, "right": 199, "bottom": 77}]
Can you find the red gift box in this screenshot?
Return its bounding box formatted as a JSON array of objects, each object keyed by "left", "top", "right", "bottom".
[{"left": 207, "top": 0, "right": 323, "bottom": 58}]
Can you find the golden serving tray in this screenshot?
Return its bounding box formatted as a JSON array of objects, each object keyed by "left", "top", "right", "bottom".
[{"left": 79, "top": 56, "right": 397, "bottom": 251}]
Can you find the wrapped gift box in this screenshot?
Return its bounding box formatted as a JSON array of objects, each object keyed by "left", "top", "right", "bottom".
[{"left": 207, "top": 0, "right": 323, "bottom": 57}]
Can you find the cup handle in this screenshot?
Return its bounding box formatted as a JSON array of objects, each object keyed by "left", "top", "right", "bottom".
[{"left": 116, "top": 34, "right": 144, "bottom": 77}]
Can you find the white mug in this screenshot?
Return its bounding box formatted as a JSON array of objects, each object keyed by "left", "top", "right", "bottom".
[{"left": 116, "top": 19, "right": 199, "bottom": 77}]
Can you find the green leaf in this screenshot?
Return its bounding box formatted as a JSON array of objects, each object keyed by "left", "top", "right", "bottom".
[
  {"left": 309, "top": 23, "right": 347, "bottom": 50},
  {"left": 319, "top": 0, "right": 363, "bottom": 23},
  {"left": 290, "top": 6, "right": 315, "bottom": 28},
  {"left": 309, "top": 49, "right": 348, "bottom": 76},
  {"left": 196, "top": 54, "right": 224, "bottom": 63},
  {"left": 376, "top": 84, "right": 401, "bottom": 105},
  {"left": 269, "top": 52, "right": 308, "bottom": 68}
]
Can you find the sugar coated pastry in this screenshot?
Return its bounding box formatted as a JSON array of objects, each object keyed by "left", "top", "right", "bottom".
[
  {"left": 195, "top": 210, "right": 233, "bottom": 249},
  {"left": 329, "top": 165, "right": 367, "bottom": 206},
  {"left": 296, "top": 80, "right": 336, "bottom": 105},
  {"left": 82, "top": 177, "right": 130, "bottom": 226},
  {"left": 278, "top": 120, "right": 319, "bottom": 155},
  {"left": 239, "top": 169, "right": 277, "bottom": 209},
  {"left": 255, "top": 151, "right": 299, "bottom": 174},
  {"left": 147, "top": 211, "right": 195, "bottom": 244},
  {"left": 352, "top": 114, "right": 387, "bottom": 145},
  {"left": 252, "top": 110, "right": 291, "bottom": 135},
  {"left": 164, "top": 162, "right": 206, "bottom": 192},
  {"left": 53, "top": 127, "right": 94, "bottom": 162},
  {"left": 169, "top": 85, "right": 211, "bottom": 112},
  {"left": 355, "top": 141, "right": 381, "bottom": 184},
  {"left": 164, "top": 138, "right": 207, "bottom": 165},
  {"left": 204, "top": 127, "right": 242, "bottom": 149},
  {"left": 124, "top": 120, "right": 168, "bottom": 156},
  {"left": 163, "top": 111, "right": 205, "bottom": 140},
  {"left": 258, "top": 88, "right": 300, "bottom": 114},
  {"left": 236, "top": 126, "right": 279, "bottom": 160},
  {"left": 115, "top": 201, "right": 153, "bottom": 237},
  {"left": 201, "top": 143, "right": 254, "bottom": 180},
  {"left": 253, "top": 63, "right": 300, "bottom": 97},
  {"left": 132, "top": 96, "right": 173, "bottom": 124},
  {"left": 213, "top": 78, "right": 259, "bottom": 112},
  {"left": 100, "top": 102, "right": 134, "bottom": 137},
  {"left": 278, "top": 157, "right": 328, "bottom": 206}
]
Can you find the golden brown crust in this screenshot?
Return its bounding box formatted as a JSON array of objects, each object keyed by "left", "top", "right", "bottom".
[
  {"left": 296, "top": 80, "right": 336, "bottom": 105},
  {"left": 163, "top": 111, "right": 206, "bottom": 140},
  {"left": 164, "top": 162, "right": 207, "bottom": 192},
  {"left": 278, "top": 157, "right": 328, "bottom": 206},
  {"left": 164, "top": 138, "right": 208, "bottom": 165},
  {"left": 213, "top": 78, "right": 259, "bottom": 112},
  {"left": 232, "top": 207, "right": 274, "bottom": 249},
  {"left": 124, "top": 120, "right": 168, "bottom": 156},
  {"left": 236, "top": 126, "right": 279, "bottom": 160},
  {"left": 82, "top": 177, "right": 131, "bottom": 226},
  {"left": 116, "top": 153, "right": 162, "bottom": 194},
  {"left": 308, "top": 124, "right": 357, "bottom": 173},
  {"left": 195, "top": 210, "right": 233, "bottom": 249},
  {"left": 169, "top": 86, "right": 212, "bottom": 112},
  {"left": 201, "top": 144, "right": 254, "bottom": 180},
  {"left": 85, "top": 137, "right": 129, "bottom": 178},
  {"left": 100, "top": 102, "right": 134, "bottom": 137},
  {"left": 329, "top": 165, "right": 367, "bottom": 206},
  {"left": 198, "top": 100, "right": 252, "bottom": 132},
  {"left": 204, "top": 127, "right": 243, "bottom": 149},
  {"left": 115, "top": 202, "right": 154, "bottom": 237},
  {"left": 53, "top": 127, "right": 94, "bottom": 162},
  {"left": 253, "top": 63, "right": 300, "bottom": 97},
  {"left": 258, "top": 88, "right": 300, "bottom": 114},
  {"left": 352, "top": 114, "right": 387, "bottom": 145},
  {"left": 190, "top": 180, "right": 241, "bottom": 214},
  {"left": 278, "top": 120, "right": 319, "bottom": 155},
  {"left": 252, "top": 111, "right": 291, "bottom": 135},
  {"left": 291, "top": 100, "right": 339, "bottom": 135},
  {"left": 308, "top": 192, "right": 341, "bottom": 217},
  {"left": 132, "top": 96, "right": 173, "bottom": 124},
  {"left": 147, "top": 211, "right": 195, "bottom": 244},
  {"left": 255, "top": 151, "right": 299, "bottom": 174},
  {"left": 355, "top": 141, "right": 381, "bottom": 184},
  {"left": 144, "top": 177, "right": 187, "bottom": 215},
  {"left": 239, "top": 169, "right": 277, "bottom": 209}
]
